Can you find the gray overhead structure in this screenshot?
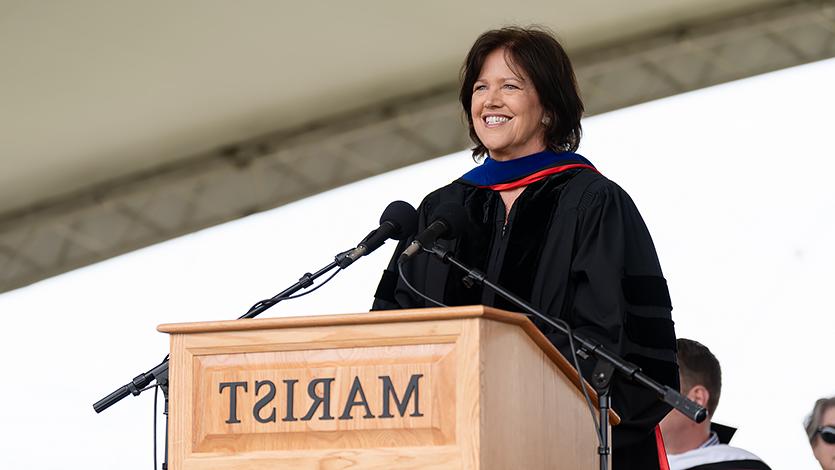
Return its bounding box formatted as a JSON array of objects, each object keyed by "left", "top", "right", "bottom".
[{"left": 1, "top": 0, "right": 834, "bottom": 294}]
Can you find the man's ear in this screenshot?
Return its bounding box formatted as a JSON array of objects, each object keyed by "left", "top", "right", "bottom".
[{"left": 686, "top": 385, "right": 711, "bottom": 412}]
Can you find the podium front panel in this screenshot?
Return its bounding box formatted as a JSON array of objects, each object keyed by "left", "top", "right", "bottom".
[{"left": 168, "top": 317, "right": 480, "bottom": 469}]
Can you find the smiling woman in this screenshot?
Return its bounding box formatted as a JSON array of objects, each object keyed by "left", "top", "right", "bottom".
[
  {"left": 372, "top": 27, "right": 679, "bottom": 470},
  {"left": 469, "top": 48, "right": 548, "bottom": 162},
  {"left": 460, "top": 27, "right": 583, "bottom": 161}
]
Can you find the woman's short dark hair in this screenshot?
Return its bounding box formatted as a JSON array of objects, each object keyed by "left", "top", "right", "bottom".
[{"left": 460, "top": 26, "right": 584, "bottom": 158}]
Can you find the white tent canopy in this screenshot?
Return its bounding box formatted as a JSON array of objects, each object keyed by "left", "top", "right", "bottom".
[{"left": 1, "top": 0, "right": 833, "bottom": 293}]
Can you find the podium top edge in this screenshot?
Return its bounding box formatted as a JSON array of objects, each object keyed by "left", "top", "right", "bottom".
[{"left": 157, "top": 305, "right": 529, "bottom": 334}]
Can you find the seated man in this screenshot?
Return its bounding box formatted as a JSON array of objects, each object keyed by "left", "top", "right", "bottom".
[{"left": 660, "top": 338, "right": 770, "bottom": 470}]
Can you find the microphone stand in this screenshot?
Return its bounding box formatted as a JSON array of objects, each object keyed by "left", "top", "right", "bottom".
[
  {"left": 93, "top": 249, "right": 356, "bottom": 468},
  {"left": 238, "top": 252, "right": 348, "bottom": 319},
  {"left": 423, "top": 244, "right": 706, "bottom": 470}
]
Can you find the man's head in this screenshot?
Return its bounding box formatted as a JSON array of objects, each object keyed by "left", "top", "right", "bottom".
[
  {"left": 678, "top": 338, "right": 722, "bottom": 416},
  {"left": 660, "top": 338, "right": 722, "bottom": 453}
]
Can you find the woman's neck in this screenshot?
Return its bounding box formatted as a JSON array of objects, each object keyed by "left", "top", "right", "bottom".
[
  {"left": 499, "top": 187, "right": 525, "bottom": 223},
  {"left": 489, "top": 144, "right": 547, "bottom": 162}
]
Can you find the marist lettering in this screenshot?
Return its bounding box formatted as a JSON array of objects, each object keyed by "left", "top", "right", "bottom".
[{"left": 218, "top": 374, "right": 424, "bottom": 425}]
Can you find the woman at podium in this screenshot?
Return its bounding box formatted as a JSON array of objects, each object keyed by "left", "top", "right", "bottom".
[{"left": 372, "top": 26, "right": 679, "bottom": 470}]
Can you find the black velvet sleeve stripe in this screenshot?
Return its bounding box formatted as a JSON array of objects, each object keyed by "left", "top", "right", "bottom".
[
  {"left": 621, "top": 275, "right": 672, "bottom": 308},
  {"left": 373, "top": 269, "right": 398, "bottom": 304},
  {"left": 625, "top": 312, "right": 677, "bottom": 349}
]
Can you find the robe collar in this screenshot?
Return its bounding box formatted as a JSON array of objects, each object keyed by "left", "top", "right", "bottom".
[{"left": 458, "top": 150, "right": 596, "bottom": 191}]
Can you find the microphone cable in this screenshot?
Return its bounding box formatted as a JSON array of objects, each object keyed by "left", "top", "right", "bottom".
[
  {"left": 150, "top": 354, "right": 169, "bottom": 470},
  {"left": 278, "top": 269, "right": 342, "bottom": 301},
  {"left": 244, "top": 267, "right": 343, "bottom": 315},
  {"left": 396, "top": 260, "right": 447, "bottom": 308},
  {"left": 153, "top": 383, "right": 160, "bottom": 470}
]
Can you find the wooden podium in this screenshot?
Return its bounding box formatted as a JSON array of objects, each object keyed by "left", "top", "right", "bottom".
[{"left": 158, "top": 305, "right": 616, "bottom": 469}]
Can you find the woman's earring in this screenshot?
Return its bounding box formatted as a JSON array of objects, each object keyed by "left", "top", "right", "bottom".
[{"left": 541, "top": 115, "right": 552, "bottom": 126}]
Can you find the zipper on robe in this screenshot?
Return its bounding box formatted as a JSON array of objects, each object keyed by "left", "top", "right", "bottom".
[{"left": 482, "top": 193, "right": 518, "bottom": 306}]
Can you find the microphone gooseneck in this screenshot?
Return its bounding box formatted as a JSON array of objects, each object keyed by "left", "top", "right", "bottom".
[
  {"left": 341, "top": 200, "right": 418, "bottom": 267},
  {"left": 399, "top": 202, "right": 468, "bottom": 263}
]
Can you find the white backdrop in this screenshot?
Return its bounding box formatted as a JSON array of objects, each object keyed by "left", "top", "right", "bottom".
[{"left": 0, "top": 58, "right": 833, "bottom": 469}]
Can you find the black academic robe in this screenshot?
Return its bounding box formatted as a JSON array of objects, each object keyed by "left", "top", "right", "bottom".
[{"left": 372, "top": 168, "right": 679, "bottom": 470}]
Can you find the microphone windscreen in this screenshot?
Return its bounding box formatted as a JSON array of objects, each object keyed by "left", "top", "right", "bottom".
[
  {"left": 380, "top": 200, "right": 418, "bottom": 240},
  {"left": 432, "top": 202, "right": 469, "bottom": 240}
]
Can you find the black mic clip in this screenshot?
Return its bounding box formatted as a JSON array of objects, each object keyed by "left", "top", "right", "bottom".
[
  {"left": 427, "top": 243, "right": 449, "bottom": 259},
  {"left": 336, "top": 223, "right": 386, "bottom": 269},
  {"left": 334, "top": 248, "right": 357, "bottom": 269},
  {"left": 126, "top": 373, "right": 148, "bottom": 396},
  {"left": 399, "top": 203, "right": 468, "bottom": 264},
  {"left": 428, "top": 244, "right": 484, "bottom": 289}
]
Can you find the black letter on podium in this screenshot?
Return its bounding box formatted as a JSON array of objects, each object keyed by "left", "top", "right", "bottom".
[
  {"left": 282, "top": 379, "right": 298, "bottom": 422},
  {"left": 379, "top": 374, "right": 424, "bottom": 418},
  {"left": 219, "top": 381, "right": 248, "bottom": 424},
  {"left": 339, "top": 376, "right": 375, "bottom": 420},
  {"left": 301, "top": 378, "right": 335, "bottom": 421},
  {"left": 253, "top": 380, "right": 277, "bottom": 423}
]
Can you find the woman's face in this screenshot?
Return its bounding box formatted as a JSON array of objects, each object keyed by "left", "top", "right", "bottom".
[
  {"left": 814, "top": 407, "right": 835, "bottom": 470},
  {"left": 471, "top": 48, "right": 547, "bottom": 161}
]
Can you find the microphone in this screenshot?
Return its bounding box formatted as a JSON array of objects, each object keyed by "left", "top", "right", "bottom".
[
  {"left": 338, "top": 200, "right": 418, "bottom": 268},
  {"left": 399, "top": 202, "right": 468, "bottom": 263}
]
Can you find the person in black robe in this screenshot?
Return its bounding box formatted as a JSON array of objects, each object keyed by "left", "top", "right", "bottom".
[{"left": 372, "top": 27, "right": 679, "bottom": 470}]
